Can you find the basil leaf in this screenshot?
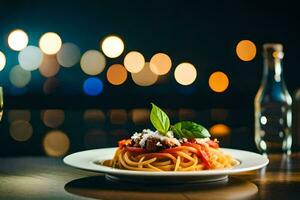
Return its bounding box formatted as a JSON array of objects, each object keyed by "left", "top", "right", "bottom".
[
  {"left": 172, "top": 121, "right": 210, "bottom": 138},
  {"left": 150, "top": 103, "right": 170, "bottom": 135}
]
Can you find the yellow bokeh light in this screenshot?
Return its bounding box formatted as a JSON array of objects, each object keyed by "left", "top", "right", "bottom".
[
  {"left": 109, "top": 109, "right": 127, "bottom": 124},
  {"left": 83, "top": 109, "right": 106, "bottom": 123},
  {"left": 8, "top": 29, "right": 29, "bottom": 51},
  {"left": 39, "top": 54, "right": 60, "bottom": 77},
  {"left": 8, "top": 110, "right": 31, "bottom": 122},
  {"left": 124, "top": 51, "right": 145, "bottom": 73},
  {"left": 150, "top": 53, "right": 172, "bottom": 75},
  {"left": 209, "top": 71, "right": 229, "bottom": 93},
  {"left": 106, "top": 64, "right": 127, "bottom": 85},
  {"left": 130, "top": 109, "right": 150, "bottom": 125},
  {"left": 0, "top": 51, "right": 6, "bottom": 71},
  {"left": 39, "top": 32, "right": 62, "bottom": 55},
  {"left": 174, "top": 62, "right": 197, "bottom": 86},
  {"left": 80, "top": 50, "right": 106, "bottom": 75},
  {"left": 10, "top": 120, "right": 33, "bottom": 142},
  {"left": 131, "top": 62, "right": 158, "bottom": 86},
  {"left": 236, "top": 40, "right": 256, "bottom": 61},
  {"left": 43, "top": 130, "right": 70, "bottom": 157},
  {"left": 41, "top": 109, "right": 65, "bottom": 128},
  {"left": 209, "top": 124, "right": 231, "bottom": 137},
  {"left": 101, "top": 35, "right": 124, "bottom": 58}
]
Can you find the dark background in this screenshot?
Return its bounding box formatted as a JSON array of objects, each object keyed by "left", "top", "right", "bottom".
[{"left": 0, "top": 0, "right": 299, "bottom": 156}]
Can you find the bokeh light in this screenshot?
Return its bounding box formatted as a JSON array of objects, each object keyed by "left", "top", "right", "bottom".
[
  {"left": 39, "top": 54, "right": 60, "bottom": 77},
  {"left": 10, "top": 120, "right": 33, "bottom": 142},
  {"left": 43, "top": 130, "right": 70, "bottom": 157},
  {"left": 123, "top": 51, "right": 145, "bottom": 73},
  {"left": 83, "top": 77, "right": 104, "bottom": 96},
  {"left": 208, "top": 71, "right": 229, "bottom": 93},
  {"left": 0, "top": 51, "right": 6, "bottom": 71},
  {"left": 236, "top": 40, "right": 256, "bottom": 61},
  {"left": 18, "top": 46, "right": 43, "bottom": 71},
  {"left": 43, "top": 78, "right": 59, "bottom": 94},
  {"left": 57, "top": 43, "right": 81, "bottom": 67},
  {"left": 9, "top": 65, "right": 31, "bottom": 88},
  {"left": 131, "top": 62, "right": 158, "bottom": 86},
  {"left": 83, "top": 109, "right": 106, "bottom": 123},
  {"left": 149, "top": 53, "right": 172, "bottom": 75},
  {"left": 106, "top": 64, "right": 127, "bottom": 85},
  {"left": 80, "top": 50, "right": 106, "bottom": 75},
  {"left": 109, "top": 109, "right": 127, "bottom": 124},
  {"left": 42, "top": 109, "right": 65, "bottom": 128},
  {"left": 130, "top": 109, "right": 150, "bottom": 125},
  {"left": 8, "top": 29, "right": 29, "bottom": 51},
  {"left": 101, "top": 35, "right": 124, "bottom": 58},
  {"left": 174, "top": 62, "right": 197, "bottom": 86},
  {"left": 8, "top": 110, "right": 31, "bottom": 122},
  {"left": 39, "top": 32, "right": 62, "bottom": 55},
  {"left": 209, "top": 124, "right": 231, "bottom": 137}
]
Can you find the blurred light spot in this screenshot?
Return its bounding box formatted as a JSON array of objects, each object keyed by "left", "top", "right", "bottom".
[
  {"left": 8, "top": 29, "right": 29, "bottom": 51},
  {"left": 109, "top": 109, "right": 127, "bottom": 124},
  {"left": 236, "top": 40, "right": 256, "bottom": 61},
  {"left": 0, "top": 51, "right": 6, "bottom": 71},
  {"left": 272, "top": 51, "right": 284, "bottom": 59},
  {"left": 209, "top": 71, "right": 229, "bottom": 93},
  {"left": 10, "top": 120, "right": 33, "bottom": 142},
  {"left": 43, "top": 78, "right": 59, "bottom": 94},
  {"left": 39, "top": 54, "right": 60, "bottom": 77},
  {"left": 39, "top": 32, "right": 62, "bottom": 55},
  {"left": 178, "top": 109, "right": 198, "bottom": 121},
  {"left": 211, "top": 109, "right": 229, "bottom": 121},
  {"left": 150, "top": 53, "right": 172, "bottom": 75},
  {"left": 110, "top": 129, "right": 128, "bottom": 136},
  {"left": 8, "top": 110, "right": 31, "bottom": 122},
  {"left": 80, "top": 50, "right": 106, "bottom": 75},
  {"left": 209, "top": 124, "right": 231, "bottom": 137},
  {"left": 260, "top": 116, "right": 267, "bottom": 125},
  {"left": 130, "top": 109, "right": 150, "bottom": 125},
  {"left": 42, "top": 109, "right": 65, "bottom": 128},
  {"left": 43, "top": 130, "right": 70, "bottom": 157},
  {"left": 83, "top": 109, "right": 106, "bottom": 123},
  {"left": 84, "top": 129, "right": 107, "bottom": 148},
  {"left": 18, "top": 46, "right": 43, "bottom": 71},
  {"left": 57, "top": 43, "right": 81, "bottom": 67},
  {"left": 124, "top": 51, "right": 145, "bottom": 73},
  {"left": 174, "top": 63, "right": 197, "bottom": 86},
  {"left": 101, "top": 35, "right": 124, "bottom": 58},
  {"left": 9, "top": 65, "right": 31, "bottom": 88},
  {"left": 83, "top": 77, "right": 103, "bottom": 96},
  {"left": 106, "top": 64, "right": 127, "bottom": 85},
  {"left": 131, "top": 62, "right": 158, "bottom": 86}
]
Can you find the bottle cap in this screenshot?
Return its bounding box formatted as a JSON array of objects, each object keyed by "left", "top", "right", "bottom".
[
  {"left": 263, "top": 43, "right": 284, "bottom": 59},
  {"left": 263, "top": 43, "right": 283, "bottom": 52}
]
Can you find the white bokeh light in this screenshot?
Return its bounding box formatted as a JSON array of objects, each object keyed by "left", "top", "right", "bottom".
[
  {"left": 39, "top": 32, "right": 62, "bottom": 55},
  {"left": 8, "top": 29, "right": 29, "bottom": 51},
  {"left": 80, "top": 50, "right": 106, "bottom": 75},
  {"left": 174, "top": 62, "right": 197, "bottom": 86},
  {"left": 18, "top": 46, "right": 43, "bottom": 71},
  {"left": 0, "top": 51, "right": 6, "bottom": 71},
  {"left": 9, "top": 65, "right": 31, "bottom": 88},
  {"left": 101, "top": 36, "right": 124, "bottom": 58},
  {"left": 57, "top": 43, "right": 81, "bottom": 67}
]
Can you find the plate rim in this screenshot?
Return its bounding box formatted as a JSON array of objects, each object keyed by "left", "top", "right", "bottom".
[{"left": 63, "top": 147, "right": 269, "bottom": 176}]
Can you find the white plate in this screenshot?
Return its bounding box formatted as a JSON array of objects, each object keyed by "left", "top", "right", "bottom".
[{"left": 63, "top": 147, "right": 269, "bottom": 183}]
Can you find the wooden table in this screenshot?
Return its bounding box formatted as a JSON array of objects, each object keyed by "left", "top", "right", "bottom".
[{"left": 0, "top": 153, "right": 299, "bottom": 200}]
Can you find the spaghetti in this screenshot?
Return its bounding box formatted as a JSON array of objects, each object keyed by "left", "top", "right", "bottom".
[{"left": 103, "top": 138, "right": 237, "bottom": 171}]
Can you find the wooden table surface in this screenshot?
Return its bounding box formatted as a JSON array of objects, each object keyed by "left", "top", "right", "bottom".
[{"left": 0, "top": 153, "right": 299, "bottom": 200}]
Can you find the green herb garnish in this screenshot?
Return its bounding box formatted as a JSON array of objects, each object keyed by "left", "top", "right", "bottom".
[
  {"left": 150, "top": 103, "right": 210, "bottom": 138},
  {"left": 150, "top": 103, "right": 170, "bottom": 135}
]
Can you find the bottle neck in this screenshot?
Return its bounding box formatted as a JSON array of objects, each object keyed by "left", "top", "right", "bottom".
[{"left": 263, "top": 56, "right": 283, "bottom": 83}]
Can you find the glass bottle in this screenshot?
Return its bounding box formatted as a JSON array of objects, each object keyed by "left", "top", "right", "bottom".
[
  {"left": 0, "top": 87, "right": 3, "bottom": 121},
  {"left": 255, "top": 43, "right": 292, "bottom": 154}
]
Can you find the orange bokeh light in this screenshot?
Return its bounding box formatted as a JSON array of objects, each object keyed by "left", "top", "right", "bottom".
[
  {"left": 106, "top": 64, "right": 127, "bottom": 85},
  {"left": 236, "top": 40, "right": 256, "bottom": 61},
  {"left": 150, "top": 53, "right": 172, "bottom": 75},
  {"left": 208, "top": 71, "right": 229, "bottom": 93},
  {"left": 39, "top": 54, "right": 60, "bottom": 77},
  {"left": 209, "top": 124, "right": 231, "bottom": 137}
]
